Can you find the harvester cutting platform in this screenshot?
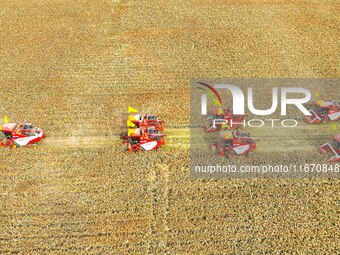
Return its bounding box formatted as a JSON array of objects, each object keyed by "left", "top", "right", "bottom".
[
  {"left": 122, "top": 107, "right": 166, "bottom": 152},
  {"left": 319, "top": 134, "right": 340, "bottom": 162},
  {"left": 0, "top": 117, "right": 45, "bottom": 148}
]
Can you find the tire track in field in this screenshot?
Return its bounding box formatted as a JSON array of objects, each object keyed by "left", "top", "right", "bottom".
[
  {"left": 40, "top": 128, "right": 190, "bottom": 149},
  {"left": 146, "top": 161, "right": 171, "bottom": 254},
  {"left": 39, "top": 123, "right": 338, "bottom": 153}
]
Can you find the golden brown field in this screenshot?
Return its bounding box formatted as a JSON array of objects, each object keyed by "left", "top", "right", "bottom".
[{"left": 0, "top": 0, "right": 339, "bottom": 254}]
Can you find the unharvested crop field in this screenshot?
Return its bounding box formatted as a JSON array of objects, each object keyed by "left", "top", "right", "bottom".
[{"left": 0, "top": 0, "right": 339, "bottom": 254}]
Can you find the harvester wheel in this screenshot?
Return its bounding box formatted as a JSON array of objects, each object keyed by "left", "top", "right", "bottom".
[{"left": 126, "top": 142, "right": 132, "bottom": 152}]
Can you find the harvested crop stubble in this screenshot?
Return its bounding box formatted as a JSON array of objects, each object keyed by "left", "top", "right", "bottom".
[{"left": 0, "top": 0, "right": 340, "bottom": 254}]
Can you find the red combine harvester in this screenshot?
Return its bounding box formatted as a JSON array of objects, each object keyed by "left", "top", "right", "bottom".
[
  {"left": 306, "top": 100, "right": 340, "bottom": 124},
  {"left": 1, "top": 122, "right": 45, "bottom": 148},
  {"left": 204, "top": 107, "right": 245, "bottom": 132},
  {"left": 319, "top": 134, "right": 340, "bottom": 162},
  {"left": 128, "top": 114, "right": 164, "bottom": 131},
  {"left": 122, "top": 126, "right": 165, "bottom": 152},
  {"left": 122, "top": 107, "right": 166, "bottom": 152},
  {"left": 210, "top": 131, "right": 257, "bottom": 158}
]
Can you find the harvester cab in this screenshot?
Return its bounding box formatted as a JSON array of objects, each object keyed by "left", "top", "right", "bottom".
[
  {"left": 145, "top": 114, "right": 164, "bottom": 131},
  {"left": 146, "top": 126, "right": 166, "bottom": 142},
  {"left": 319, "top": 134, "right": 340, "bottom": 162}
]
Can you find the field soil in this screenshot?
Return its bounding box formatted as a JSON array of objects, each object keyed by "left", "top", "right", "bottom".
[{"left": 0, "top": 0, "right": 339, "bottom": 254}]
